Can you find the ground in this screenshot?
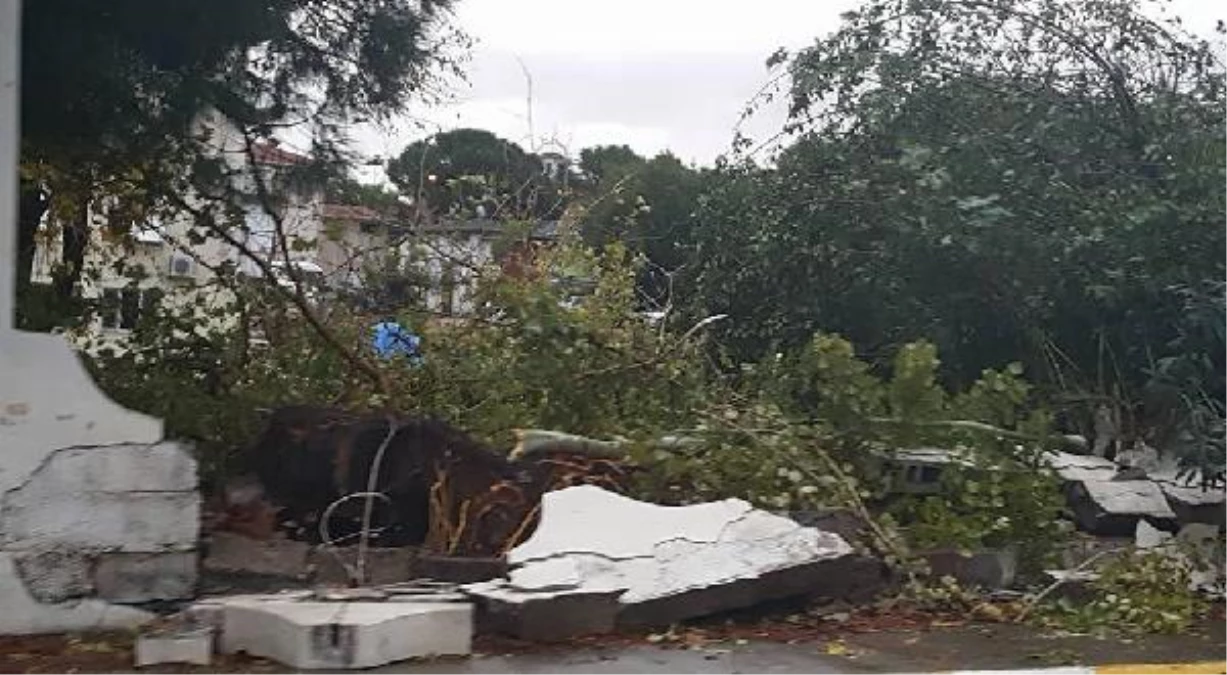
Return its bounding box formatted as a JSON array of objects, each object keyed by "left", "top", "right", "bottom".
[{"left": 0, "top": 607, "right": 1221, "bottom": 673}]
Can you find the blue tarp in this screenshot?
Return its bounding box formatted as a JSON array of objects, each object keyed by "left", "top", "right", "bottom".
[{"left": 372, "top": 321, "right": 423, "bottom": 364}]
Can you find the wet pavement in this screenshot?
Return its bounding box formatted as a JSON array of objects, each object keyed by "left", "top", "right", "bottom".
[
  {"left": 387, "top": 642, "right": 857, "bottom": 674},
  {"left": 379, "top": 620, "right": 1227, "bottom": 674},
  {"left": 0, "top": 615, "right": 1220, "bottom": 673}
]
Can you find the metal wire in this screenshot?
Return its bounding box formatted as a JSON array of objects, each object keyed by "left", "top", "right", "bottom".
[{"left": 316, "top": 416, "right": 401, "bottom": 587}]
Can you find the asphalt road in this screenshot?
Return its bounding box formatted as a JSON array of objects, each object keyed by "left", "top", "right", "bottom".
[
  {"left": 385, "top": 642, "right": 858, "bottom": 674},
  {"left": 378, "top": 620, "right": 1227, "bottom": 674},
  {"left": 0, "top": 612, "right": 1220, "bottom": 673}
]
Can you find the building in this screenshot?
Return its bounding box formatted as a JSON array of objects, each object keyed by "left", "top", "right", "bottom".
[
  {"left": 319, "top": 209, "right": 560, "bottom": 316},
  {"left": 31, "top": 111, "right": 565, "bottom": 346},
  {"left": 30, "top": 111, "right": 327, "bottom": 348}
]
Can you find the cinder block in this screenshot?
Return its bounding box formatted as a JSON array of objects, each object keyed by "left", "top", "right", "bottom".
[
  {"left": 221, "top": 599, "right": 472, "bottom": 669},
  {"left": 135, "top": 628, "right": 213, "bottom": 667},
  {"left": 95, "top": 551, "right": 197, "bottom": 603}
]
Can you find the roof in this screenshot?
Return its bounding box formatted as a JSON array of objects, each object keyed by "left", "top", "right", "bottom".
[
  {"left": 322, "top": 203, "right": 385, "bottom": 222},
  {"left": 251, "top": 142, "right": 311, "bottom": 167}
]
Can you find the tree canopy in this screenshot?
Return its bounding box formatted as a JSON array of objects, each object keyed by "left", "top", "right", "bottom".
[
  {"left": 18, "top": 0, "right": 460, "bottom": 323},
  {"left": 685, "top": 0, "right": 1224, "bottom": 474},
  {"left": 386, "top": 128, "right": 566, "bottom": 219}
]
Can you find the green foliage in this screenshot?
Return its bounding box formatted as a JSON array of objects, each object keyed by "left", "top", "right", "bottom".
[
  {"left": 888, "top": 341, "right": 946, "bottom": 428},
  {"left": 893, "top": 463, "right": 1070, "bottom": 578},
  {"left": 80, "top": 219, "right": 1072, "bottom": 579},
  {"left": 573, "top": 148, "right": 704, "bottom": 305},
  {"left": 385, "top": 235, "right": 708, "bottom": 449},
  {"left": 386, "top": 129, "right": 565, "bottom": 219},
  {"left": 1037, "top": 550, "right": 1211, "bottom": 635},
  {"left": 762, "top": 333, "right": 886, "bottom": 431},
  {"left": 326, "top": 178, "right": 403, "bottom": 214},
  {"left": 688, "top": 0, "right": 1225, "bottom": 476},
  {"left": 753, "top": 334, "right": 1068, "bottom": 571},
  {"left": 18, "top": 0, "right": 461, "bottom": 325}
]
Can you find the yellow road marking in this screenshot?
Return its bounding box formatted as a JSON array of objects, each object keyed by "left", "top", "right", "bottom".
[{"left": 1096, "top": 662, "right": 1227, "bottom": 674}]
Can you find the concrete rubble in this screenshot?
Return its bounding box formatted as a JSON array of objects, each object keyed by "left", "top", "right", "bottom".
[
  {"left": 1134, "top": 520, "right": 1226, "bottom": 597},
  {"left": 1042, "top": 451, "right": 1207, "bottom": 535},
  {"left": 465, "top": 485, "right": 881, "bottom": 639},
  {"left": 183, "top": 585, "right": 473, "bottom": 670},
  {"left": 135, "top": 614, "right": 214, "bottom": 667}
]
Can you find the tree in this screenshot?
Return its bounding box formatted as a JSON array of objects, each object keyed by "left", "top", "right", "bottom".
[
  {"left": 386, "top": 128, "right": 565, "bottom": 219},
  {"left": 573, "top": 147, "right": 703, "bottom": 307},
  {"left": 687, "top": 0, "right": 1224, "bottom": 473},
  {"left": 327, "top": 177, "right": 403, "bottom": 215},
  {"left": 578, "top": 144, "right": 643, "bottom": 183},
  {"left": 18, "top": 0, "right": 461, "bottom": 324}
]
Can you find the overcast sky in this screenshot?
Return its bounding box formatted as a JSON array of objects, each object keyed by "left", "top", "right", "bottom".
[{"left": 350, "top": 0, "right": 1223, "bottom": 183}]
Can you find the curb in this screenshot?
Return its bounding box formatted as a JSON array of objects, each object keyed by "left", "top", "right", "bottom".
[{"left": 941, "top": 664, "right": 1225, "bottom": 675}]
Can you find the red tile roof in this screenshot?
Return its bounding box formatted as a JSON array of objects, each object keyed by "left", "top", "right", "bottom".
[
  {"left": 251, "top": 142, "right": 310, "bottom": 166},
  {"left": 322, "top": 203, "right": 385, "bottom": 222}
]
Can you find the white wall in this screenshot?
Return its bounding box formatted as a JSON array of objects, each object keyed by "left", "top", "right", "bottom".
[
  {"left": 29, "top": 110, "right": 324, "bottom": 348},
  {"left": 401, "top": 233, "right": 495, "bottom": 316}
]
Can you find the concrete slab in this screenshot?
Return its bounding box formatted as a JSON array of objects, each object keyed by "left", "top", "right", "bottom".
[
  {"left": 1066, "top": 477, "right": 1177, "bottom": 535},
  {"left": 1080, "top": 480, "right": 1176, "bottom": 519},
  {"left": 220, "top": 599, "right": 472, "bottom": 669},
  {"left": 467, "top": 486, "right": 861, "bottom": 632},
  {"left": 1043, "top": 451, "right": 1119, "bottom": 484}
]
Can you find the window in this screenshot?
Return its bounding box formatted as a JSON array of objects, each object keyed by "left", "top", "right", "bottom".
[{"left": 99, "top": 287, "right": 163, "bottom": 330}]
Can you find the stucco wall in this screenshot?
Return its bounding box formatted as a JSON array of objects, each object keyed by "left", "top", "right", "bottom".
[{"left": 0, "top": 331, "right": 201, "bottom": 634}]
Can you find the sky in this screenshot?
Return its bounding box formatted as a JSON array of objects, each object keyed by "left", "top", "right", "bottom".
[{"left": 349, "top": 0, "right": 1223, "bottom": 184}]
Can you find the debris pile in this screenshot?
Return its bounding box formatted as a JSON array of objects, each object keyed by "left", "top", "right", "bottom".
[{"left": 466, "top": 486, "right": 888, "bottom": 640}]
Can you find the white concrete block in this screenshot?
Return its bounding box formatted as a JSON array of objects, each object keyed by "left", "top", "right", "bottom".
[
  {"left": 1042, "top": 451, "right": 1119, "bottom": 484},
  {"left": 1081, "top": 480, "right": 1176, "bottom": 519},
  {"left": 221, "top": 599, "right": 472, "bottom": 669},
  {"left": 0, "top": 442, "right": 198, "bottom": 551},
  {"left": 135, "top": 628, "right": 213, "bottom": 667},
  {"left": 1, "top": 490, "right": 199, "bottom": 551},
  {"left": 0, "top": 553, "right": 152, "bottom": 635},
  {"left": 50, "top": 443, "right": 197, "bottom": 493}
]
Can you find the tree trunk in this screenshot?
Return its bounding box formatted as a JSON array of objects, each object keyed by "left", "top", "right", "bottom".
[
  {"left": 16, "top": 179, "right": 49, "bottom": 320},
  {"left": 54, "top": 196, "right": 89, "bottom": 303}
]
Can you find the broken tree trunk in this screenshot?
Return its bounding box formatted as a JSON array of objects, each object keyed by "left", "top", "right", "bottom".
[{"left": 510, "top": 429, "right": 626, "bottom": 461}]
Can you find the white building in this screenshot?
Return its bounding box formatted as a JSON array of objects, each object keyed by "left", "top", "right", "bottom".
[
  {"left": 30, "top": 112, "right": 328, "bottom": 347},
  {"left": 31, "top": 111, "right": 564, "bottom": 346}
]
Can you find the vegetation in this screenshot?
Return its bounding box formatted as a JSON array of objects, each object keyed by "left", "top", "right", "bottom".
[
  {"left": 686, "top": 0, "right": 1225, "bottom": 479},
  {"left": 14, "top": 0, "right": 1223, "bottom": 636},
  {"left": 18, "top": 0, "right": 464, "bottom": 327}
]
